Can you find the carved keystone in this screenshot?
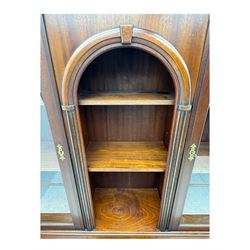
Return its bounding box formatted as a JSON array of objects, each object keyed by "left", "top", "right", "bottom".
[{"left": 120, "top": 25, "right": 133, "bottom": 44}]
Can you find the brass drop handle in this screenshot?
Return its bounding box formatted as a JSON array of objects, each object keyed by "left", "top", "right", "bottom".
[
  {"left": 56, "top": 144, "right": 65, "bottom": 161},
  {"left": 188, "top": 143, "right": 197, "bottom": 161}
]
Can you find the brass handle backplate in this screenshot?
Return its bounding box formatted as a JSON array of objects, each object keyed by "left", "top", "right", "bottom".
[
  {"left": 56, "top": 144, "right": 65, "bottom": 161},
  {"left": 188, "top": 143, "right": 197, "bottom": 161}
]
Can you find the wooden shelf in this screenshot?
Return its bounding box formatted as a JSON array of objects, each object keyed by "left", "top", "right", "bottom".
[
  {"left": 86, "top": 141, "right": 168, "bottom": 172},
  {"left": 93, "top": 188, "right": 161, "bottom": 232},
  {"left": 79, "top": 92, "right": 174, "bottom": 105}
]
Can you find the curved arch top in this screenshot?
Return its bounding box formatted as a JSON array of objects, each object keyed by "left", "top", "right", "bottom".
[
  {"left": 61, "top": 25, "right": 193, "bottom": 231},
  {"left": 62, "top": 25, "right": 192, "bottom": 108}
]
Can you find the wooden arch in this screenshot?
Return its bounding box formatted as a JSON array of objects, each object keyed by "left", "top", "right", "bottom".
[{"left": 61, "top": 25, "right": 192, "bottom": 231}]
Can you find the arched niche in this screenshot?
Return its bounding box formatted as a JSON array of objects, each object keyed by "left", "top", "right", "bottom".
[{"left": 61, "top": 25, "right": 192, "bottom": 231}]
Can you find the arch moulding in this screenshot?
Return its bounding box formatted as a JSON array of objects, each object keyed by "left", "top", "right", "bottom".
[{"left": 61, "top": 25, "right": 192, "bottom": 231}]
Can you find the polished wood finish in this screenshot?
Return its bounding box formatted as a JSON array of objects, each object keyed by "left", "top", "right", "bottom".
[
  {"left": 86, "top": 141, "right": 167, "bottom": 172},
  {"left": 41, "top": 213, "right": 74, "bottom": 230},
  {"left": 78, "top": 47, "right": 173, "bottom": 95},
  {"left": 120, "top": 24, "right": 133, "bottom": 44},
  {"left": 93, "top": 188, "right": 160, "bottom": 232},
  {"left": 91, "top": 172, "right": 163, "bottom": 189},
  {"left": 41, "top": 230, "right": 209, "bottom": 239},
  {"left": 60, "top": 26, "right": 191, "bottom": 106},
  {"left": 40, "top": 213, "right": 209, "bottom": 234},
  {"left": 158, "top": 109, "right": 190, "bottom": 230},
  {"left": 56, "top": 22, "right": 194, "bottom": 231},
  {"left": 53, "top": 18, "right": 193, "bottom": 232},
  {"left": 41, "top": 16, "right": 84, "bottom": 229},
  {"left": 54, "top": 16, "right": 195, "bottom": 230},
  {"left": 180, "top": 214, "right": 209, "bottom": 225},
  {"left": 169, "top": 25, "right": 209, "bottom": 230},
  {"left": 79, "top": 92, "right": 174, "bottom": 106},
  {"left": 80, "top": 105, "right": 172, "bottom": 142},
  {"left": 41, "top": 15, "right": 210, "bottom": 236},
  {"left": 63, "top": 108, "right": 95, "bottom": 230},
  {"left": 44, "top": 14, "right": 208, "bottom": 101},
  {"left": 41, "top": 213, "right": 73, "bottom": 223},
  {"left": 179, "top": 215, "right": 209, "bottom": 231}
]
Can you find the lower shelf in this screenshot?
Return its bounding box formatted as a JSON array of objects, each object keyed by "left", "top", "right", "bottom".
[
  {"left": 93, "top": 188, "right": 161, "bottom": 232},
  {"left": 86, "top": 141, "right": 168, "bottom": 172}
]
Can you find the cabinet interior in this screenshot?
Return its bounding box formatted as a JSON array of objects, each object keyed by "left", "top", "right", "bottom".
[{"left": 78, "top": 48, "right": 175, "bottom": 231}]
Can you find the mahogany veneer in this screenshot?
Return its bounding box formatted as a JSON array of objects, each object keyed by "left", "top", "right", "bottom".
[
  {"left": 41, "top": 15, "right": 210, "bottom": 236},
  {"left": 79, "top": 92, "right": 175, "bottom": 105},
  {"left": 86, "top": 141, "right": 168, "bottom": 172},
  {"left": 93, "top": 188, "right": 161, "bottom": 232}
]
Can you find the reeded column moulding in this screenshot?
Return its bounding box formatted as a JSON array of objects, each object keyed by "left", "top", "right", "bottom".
[{"left": 61, "top": 25, "right": 192, "bottom": 231}]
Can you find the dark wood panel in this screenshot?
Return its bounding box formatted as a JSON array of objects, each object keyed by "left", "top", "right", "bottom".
[
  {"left": 201, "top": 109, "right": 210, "bottom": 142},
  {"left": 41, "top": 16, "right": 84, "bottom": 229},
  {"left": 44, "top": 14, "right": 209, "bottom": 101},
  {"left": 169, "top": 25, "right": 209, "bottom": 230},
  {"left": 78, "top": 47, "right": 174, "bottom": 94},
  {"left": 91, "top": 172, "right": 163, "bottom": 188},
  {"left": 164, "top": 105, "right": 174, "bottom": 149},
  {"left": 42, "top": 15, "right": 210, "bottom": 235},
  {"left": 41, "top": 213, "right": 73, "bottom": 223},
  {"left": 41, "top": 213, "right": 74, "bottom": 230},
  {"left": 80, "top": 105, "right": 171, "bottom": 142},
  {"left": 41, "top": 230, "right": 209, "bottom": 239}
]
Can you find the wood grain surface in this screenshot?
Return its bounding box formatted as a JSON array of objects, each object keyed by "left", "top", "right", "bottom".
[
  {"left": 86, "top": 141, "right": 168, "bottom": 172},
  {"left": 79, "top": 92, "right": 175, "bottom": 105},
  {"left": 90, "top": 172, "right": 163, "bottom": 189},
  {"left": 80, "top": 105, "right": 172, "bottom": 142},
  {"left": 41, "top": 15, "right": 209, "bottom": 235},
  {"left": 44, "top": 14, "right": 209, "bottom": 101},
  {"left": 41, "top": 230, "right": 209, "bottom": 239},
  {"left": 78, "top": 47, "right": 174, "bottom": 94},
  {"left": 168, "top": 28, "right": 209, "bottom": 230},
  {"left": 41, "top": 16, "right": 85, "bottom": 229},
  {"left": 93, "top": 188, "right": 161, "bottom": 232}
]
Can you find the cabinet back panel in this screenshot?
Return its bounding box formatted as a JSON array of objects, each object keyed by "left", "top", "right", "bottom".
[
  {"left": 80, "top": 105, "right": 172, "bottom": 141},
  {"left": 91, "top": 172, "right": 163, "bottom": 189},
  {"left": 78, "top": 48, "right": 174, "bottom": 94}
]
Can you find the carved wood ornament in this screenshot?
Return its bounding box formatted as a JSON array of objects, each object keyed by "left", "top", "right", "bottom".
[{"left": 61, "top": 25, "right": 192, "bottom": 231}]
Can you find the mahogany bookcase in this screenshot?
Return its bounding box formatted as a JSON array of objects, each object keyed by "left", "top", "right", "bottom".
[{"left": 41, "top": 14, "right": 209, "bottom": 239}]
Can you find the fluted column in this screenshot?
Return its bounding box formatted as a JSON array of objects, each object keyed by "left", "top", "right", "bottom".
[
  {"left": 62, "top": 104, "right": 95, "bottom": 230},
  {"left": 158, "top": 104, "right": 191, "bottom": 231}
]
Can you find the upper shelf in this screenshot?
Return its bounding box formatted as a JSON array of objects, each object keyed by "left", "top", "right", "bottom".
[{"left": 78, "top": 92, "right": 175, "bottom": 105}]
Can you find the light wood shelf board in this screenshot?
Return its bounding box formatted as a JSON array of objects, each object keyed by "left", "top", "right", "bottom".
[
  {"left": 79, "top": 92, "right": 175, "bottom": 105},
  {"left": 86, "top": 141, "right": 168, "bottom": 172}
]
